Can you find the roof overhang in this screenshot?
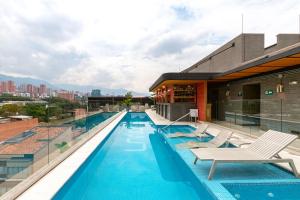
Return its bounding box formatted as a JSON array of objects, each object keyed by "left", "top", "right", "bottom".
[
  {"left": 149, "top": 73, "right": 219, "bottom": 91},
  {"left": 150, "top": 43, "right": 300, "bottom": 92},
  {"left": 213, "top": 44, "right": 300, "bottom": 80}
]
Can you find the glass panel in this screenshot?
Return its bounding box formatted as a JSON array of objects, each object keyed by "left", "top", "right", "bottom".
[
  {"left": 213, "top": 98, "right": 300, "bottom": 149},
  {"left": 0, "top": 97, "right": 119, "bottom": 197},
  {"left": 282, "top": 99, "right": 300, "bottom": 149}
]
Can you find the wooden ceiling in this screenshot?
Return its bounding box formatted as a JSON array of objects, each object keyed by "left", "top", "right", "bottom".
[{"left": 215, "top": 53, "right": 300, "bottom": 80}]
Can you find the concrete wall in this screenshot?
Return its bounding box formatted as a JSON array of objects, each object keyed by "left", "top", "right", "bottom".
[
  {"left": 264, "top": 34, "right": 300, "bottom": 54},
  {"left": 186, "top": 34, "right": 265, "bottom": 73}
]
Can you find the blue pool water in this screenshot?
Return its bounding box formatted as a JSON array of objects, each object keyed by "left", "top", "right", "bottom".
[
  {"left": 224, "top": 182, "right": 300, "bottom": 200},
  {"left": 54, "top": 112, "right": 214, "bottom": 200},
  {"left": 67, "top": 112, "right": 117, "bottom": 131}
]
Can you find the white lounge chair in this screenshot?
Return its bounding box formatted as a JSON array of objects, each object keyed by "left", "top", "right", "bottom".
[
  {"left": 177, "top": 128, "right": 232, "bottom": 149},
  {"left": 166, "top": 124, "right": 209, "bottom": 138},
  {"left": 191, "top": 130, "right": 299, "bottom": 180}
]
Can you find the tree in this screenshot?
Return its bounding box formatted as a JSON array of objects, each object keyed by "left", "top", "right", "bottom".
[
  {"left": 0, "top": 104, "right": 23, "bottom": 117},
  {"left": 48, "top": 106, "right": 63, "bottom": 120},
  {"left": 122, "top": 92, "right": 133, "bottom": 110},
  {"left": 44, "top": 97, "right": 82, "bottom": 111},
  {"left": 24, "top": 104, "right": 47, "bottom": 121}
]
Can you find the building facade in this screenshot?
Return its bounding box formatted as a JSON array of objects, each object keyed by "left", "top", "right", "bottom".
[
  {"left": 57, "top": 90, "right": 75, "bottom": 102},
  {"left": 150, "top": 33, "right": 300, "bottom": 143}
]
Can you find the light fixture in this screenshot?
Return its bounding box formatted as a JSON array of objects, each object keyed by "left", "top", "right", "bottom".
[
  {"left": 226, "top": 83, "right": 230, "bottom": 97},
  {"left": 276, "top": 84, "right": 284, "bottom": 93},
  {"left": 226, "top": 90, "right": 230, "bottom": 97},
  {"left": 289, "top": 81, "right": 298, "bottom": 85}
]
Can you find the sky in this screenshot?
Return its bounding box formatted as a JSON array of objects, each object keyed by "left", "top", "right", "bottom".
[{"left": 0, "top": 0, "right": 300, "bottom": 93}]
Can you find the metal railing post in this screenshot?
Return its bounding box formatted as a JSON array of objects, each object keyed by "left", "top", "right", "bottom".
[{"left": 161, "top": 112, "right": 191, "bottom": 130}]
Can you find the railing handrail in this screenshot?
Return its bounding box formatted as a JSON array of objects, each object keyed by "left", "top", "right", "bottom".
[{"left": 161, "top": 112, "right": 191, "bottom": 130}]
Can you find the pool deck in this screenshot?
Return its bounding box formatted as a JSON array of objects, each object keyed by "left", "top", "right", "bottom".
[{"left": 146, "top": 109, "right": 300, "bottom": 200}]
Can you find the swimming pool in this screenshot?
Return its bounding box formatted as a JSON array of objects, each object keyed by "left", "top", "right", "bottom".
[
  {"left": 67, "top": 112, "right": 117, "bottom": 131},
  {"left": 53, "top": 112, "right": 214, "bottom": 200},
  {"left": 223, "top": 182, "right": 300, "bottom": 200}
]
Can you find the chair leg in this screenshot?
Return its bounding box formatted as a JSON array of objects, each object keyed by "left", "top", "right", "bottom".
[
  {"left": 288, "top": 160, "right": 299, "bottom": 177},
  {"left": 208, "top": 160, "right": 218, "bottom": 180},
  {"left": 194, "top": 157, "right": 198, "bottom": 165}
]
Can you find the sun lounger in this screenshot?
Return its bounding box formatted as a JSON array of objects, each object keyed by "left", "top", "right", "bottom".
[
  {"left": 166, "top": 124, "right": 209, "bottom": 138},
  {"left": 177, "top": 128, "right": 232, "bottom": 148},
  {"left": 191, "top": 130, "right": 299, "bottom": 180}
]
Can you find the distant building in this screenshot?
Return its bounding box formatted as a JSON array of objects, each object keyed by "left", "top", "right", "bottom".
[
  {"left": 7, "top": 81, "right": 16, "bottom": 93},
  {"left": 73, "top": 108, "right": 87, "bottom": 119},
  {"left": 18, "top": 84, "right": 27, "bottom": 93},
  {"left": 0, "top": 81, "right": 8, "bottom": 93},
  {"left": 0, "top": 126, "right": 72, "bottom": 195},
  {"left": 57, "top": 90, "right": 75, "bottom": 102},
  {"left": 0, "top": 80, "right": 16, "bottom": 94},
  {"left": 26, "top": 84, "right": 33, "bottom": 95},
  {"left": 47, "top": 88, "right": 56, "bottom": 97},
  {"left": 39, "top": 84, "right": 47, "bottom": 97},
  {"left": 91, "top": 89, "right": 101, "bottom": 97},
  {"left": 33, "top": 86, "right": 39, "bottom": 98}
]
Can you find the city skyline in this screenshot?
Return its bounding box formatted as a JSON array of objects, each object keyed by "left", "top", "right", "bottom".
[
  {"left": 0, "top": 78, "right": 143, "bottom": 101},
  {"left": 0, "top": 79, "right": 79, "bottom": 101}
]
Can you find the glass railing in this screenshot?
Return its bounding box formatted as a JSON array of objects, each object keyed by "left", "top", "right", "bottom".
[
  {"left": 212, "top": 99, "right": 300, "bottom": 150},
  {"left": 88, "top": 101, "right": 150, "bottom": 112},
  {"left": 0, "top": 99, "right": 121, "bottom": 198}
]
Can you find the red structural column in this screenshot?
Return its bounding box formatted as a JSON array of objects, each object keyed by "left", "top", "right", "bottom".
[{"left": 196, "top": 81, "right": 207, "bottom": 121}]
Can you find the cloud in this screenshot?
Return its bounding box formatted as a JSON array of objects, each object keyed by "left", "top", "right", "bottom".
[
  {"left": 0, "top": 1, "right": 87, "bottom": 82},
  {"left": 0, "top": 0, "right": 300, "bottom": 93},
  {"left": 171, "top": 5, "right": 195, "bottom": 20},
  {"left": 148, "top": 35, "right": 194, "bottom": 57},
  {"left": 21, "top": 14, "right": 82, "bottom": 43}
]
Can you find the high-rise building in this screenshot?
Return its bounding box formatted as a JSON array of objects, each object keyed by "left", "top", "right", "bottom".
[
  {"left": 39, "top": 84, "right": 47, "bottom": 96},
  {"left": 0, "top": 80, "right": 16, "bottom": 94},
  {"left": 0, "top": 81, "right": 8, "bottom": 93},
  {"left": 91, "top": 89, "right": 101, "bottom": 97},
  {"left": 26, "top": 84, "right": 33, "bottom": 95},
  {"left": 18, "top": 84, "right": 27, "bottom": 93},
  {"left": 7, "top": 80, "right": 16, "bottom": 93},
  {"left": 33, "top": 86, "right": 39, "bottom": 97}
]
